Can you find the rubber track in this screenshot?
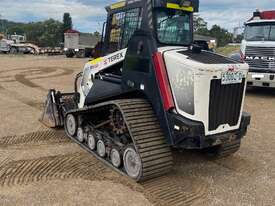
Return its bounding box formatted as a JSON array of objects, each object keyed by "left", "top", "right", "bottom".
[
  {"left": 217, "top": 140, "right": 241, "bottom": 158},
  {"left": 66, "top": 99, "right": 173, "bottom": 182}
]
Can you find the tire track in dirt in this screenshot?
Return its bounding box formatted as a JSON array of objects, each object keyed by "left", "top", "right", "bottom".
[
  {"left": 0, "top": 129, "right": 210, "bottom": 206},
  {"left": 0, "top": 67, "right": 74, "bottom": 85},
  {"left": 0, "top": 153, "right": 107, "bottom": 187},
  {"left": 142, "top": 174, "right": 208, "bottom": 206},
  {"left": 0, "top": 130, "right": 70, "bottom": 147},
  {"left": 0, "top": 83, "right": 44, "bottom": 110},
  {"left": 212, "top": 155, "right": 259, "bottom": 175},
  {"left": 0, "top": 67, "right": 74, "bottom": 110},
  {"left": 13, "top": 67, "right": 73, "bottom": 91}
]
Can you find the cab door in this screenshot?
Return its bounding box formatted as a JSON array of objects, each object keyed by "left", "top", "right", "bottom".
[{"left": 104, "top": 7, "right": 143, "bottom": 54}]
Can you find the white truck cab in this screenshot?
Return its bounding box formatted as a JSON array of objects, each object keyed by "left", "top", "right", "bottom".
[{"left": 241, "top": 10, "right": 275, "bottom": 88}]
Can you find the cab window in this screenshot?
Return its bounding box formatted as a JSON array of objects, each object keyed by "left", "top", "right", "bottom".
[{"left": 108, "top": 8, "right": 142, "bottom": 53}]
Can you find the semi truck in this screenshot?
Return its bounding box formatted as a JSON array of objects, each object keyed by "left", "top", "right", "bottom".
[
  {"left": 64, "top": 29, "right": 100, "bottom": 58},
  {"left": 0, "top": 34, "right": 39, "bottom": 54},
  {"left": 241, "top": 10, "right": 275, "bottom": 88}
]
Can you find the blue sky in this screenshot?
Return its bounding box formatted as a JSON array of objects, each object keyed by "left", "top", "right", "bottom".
[{"left": 0, "top": 0, "right": 272, "bottom": 33}]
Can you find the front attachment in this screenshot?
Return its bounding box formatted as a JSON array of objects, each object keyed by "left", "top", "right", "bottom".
[{"left": 40, "top": 89, "right": 64, "bottom": 128}]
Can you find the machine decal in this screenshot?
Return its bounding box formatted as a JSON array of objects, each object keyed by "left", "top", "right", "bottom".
[
  {"left": 245, "top": 56, "right": 275, "bottom": 61},
  {"left": 106, "top": 52, "right": 124, "bottom": 64},
  {"left": 90, "top": 57, "right": 104, "bottom": 65},
  {"left": 166, "top": 3, "right": 194, "bottom": 12},
  {"left": 110, "top": 1, "right": 126, "bottom": 10}
]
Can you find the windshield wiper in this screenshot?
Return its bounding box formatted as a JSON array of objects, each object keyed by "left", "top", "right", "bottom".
[{"left": 158, "top": 16, "right": 173, "bottom": 26}]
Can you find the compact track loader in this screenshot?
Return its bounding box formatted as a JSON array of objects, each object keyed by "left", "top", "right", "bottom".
[{"left": 41, "top": 0, "right": 251, "bottom": 182}]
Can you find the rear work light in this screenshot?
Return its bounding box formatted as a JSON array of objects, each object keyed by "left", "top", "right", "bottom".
[
  {"left": 261, "top": 10, "right": 275, "bottom": 19},
  {"left": 240, "top": 50, "right": 245, "bottom": 63},
  {"left": 152, "top": 52, "right": 175, "bottom": 111}
]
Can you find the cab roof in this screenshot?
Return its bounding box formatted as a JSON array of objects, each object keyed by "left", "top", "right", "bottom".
[
  {"left": 106, "top": 0, "right": 199, "bottom": 12},
  {"left": 246, "top": 19, "right": 275, "bottom": 25}
]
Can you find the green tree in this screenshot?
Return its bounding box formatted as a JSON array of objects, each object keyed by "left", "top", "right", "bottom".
[
  {"left": 193, "top": 15, "right": 208, "bottom": 33},
  {"left": 193, "top": 15, "right": 234, "bottom": 47},
  {"left": 208, "top": 25, "right": 233, "bottom": 47},
  {"left": 63, "top": 13, "right": 72, "bottom": 33},
  {"left": 38, "top": 19, "right": 63, "bottom": 47},
  {"left": 7, "top": 25, "right": 25, "bottom": 35},
  {"left": 93, "top": 31, "right": 101, "bottom": 39},
  {"left": 235, "top": 34, "right": 244, "bottom": 43}
]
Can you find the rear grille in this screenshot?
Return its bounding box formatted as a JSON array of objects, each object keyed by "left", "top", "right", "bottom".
[
  {"left": 209, "top": 79, "right": 245, "bottom": 131},
  {"left": 245, "top": 46, "right": 275, "bottom": 71},
  {"left": 245, "top": 46, "right": 275, "bottom": 56}
]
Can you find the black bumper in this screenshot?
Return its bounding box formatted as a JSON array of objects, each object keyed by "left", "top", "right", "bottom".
[{"left": 167, "top": 112, "right": 251, "bottom": 149}]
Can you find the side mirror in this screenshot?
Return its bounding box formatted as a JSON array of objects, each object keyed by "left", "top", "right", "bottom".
[{"left": 230, "top": 53, "right": 243, "bottom": 63}]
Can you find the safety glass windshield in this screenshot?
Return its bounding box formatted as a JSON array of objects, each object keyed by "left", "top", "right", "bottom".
[
  {"left": 155, "top": 9, "right": 192, "bottom": 45},
  {"left": 245, "top": 23, "right": 275, "bottom": 41}
]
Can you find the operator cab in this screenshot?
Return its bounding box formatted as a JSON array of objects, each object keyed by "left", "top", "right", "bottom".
[
  {"left": 244, "top": 21, "right": 275, "bottom": 42},
  {"left": 83, "top": 0, "right": 200, "bottom": 110},
  {"left": 102, "top": 0, "right": 199, "bottom": 55}
]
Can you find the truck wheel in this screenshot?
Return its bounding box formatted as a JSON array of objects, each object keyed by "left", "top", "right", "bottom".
[
  {"left": 76, "top": 50, "right": 85, "bottom": 58},
  {"left": 65, "top": 50, "right": 75, "bottom": 58},
  {"left": 10, "top": 47, "right": 18, "bottom": 54},
  {"left": 205, "top": 140, "right": 241, "bottom": 158},
  {"left": 84, "top": 48, "right": 92, "bottom": 58}
]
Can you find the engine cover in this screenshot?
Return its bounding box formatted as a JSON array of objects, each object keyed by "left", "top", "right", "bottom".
[{"left": 159, "top": 46, "right": 249, "bottom": 136}]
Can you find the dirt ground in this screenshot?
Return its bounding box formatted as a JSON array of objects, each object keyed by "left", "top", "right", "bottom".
[{"left": 0, "top": 54, "right": 274, "bottom": 206}]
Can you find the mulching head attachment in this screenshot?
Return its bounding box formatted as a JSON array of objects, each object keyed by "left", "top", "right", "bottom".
[{"left": 40, "top": 89, "right": 64, "bottom": 128}]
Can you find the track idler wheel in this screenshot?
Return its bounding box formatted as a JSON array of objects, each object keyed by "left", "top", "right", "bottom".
[
  {"left": 123, "top": 146, "right": 142, "bottom": 180},
  {"left": 65, "top": 114, "right": 77, "bottom": 136}
]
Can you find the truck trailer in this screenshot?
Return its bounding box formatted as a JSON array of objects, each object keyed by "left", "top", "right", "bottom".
[
  {"left": 64, "top": 29, "right": 100, "bottom": 58},
  {"left": 0, "top": 34, "right": 39, "bottom": 54}
]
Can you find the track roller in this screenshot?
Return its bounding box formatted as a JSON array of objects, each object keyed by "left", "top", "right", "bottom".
[
  {"left": 97, "top": 140, "right": 106, "bottom": 158},
  {"left": 87, "top": 133, "right": 96, "bottom": 150},
  {"left": 77, "top": 128, "right": 85, "bottom": 142},
  {"left": 110, "top": 147, "right": 122, "bottom": 168}
]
